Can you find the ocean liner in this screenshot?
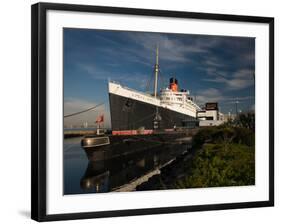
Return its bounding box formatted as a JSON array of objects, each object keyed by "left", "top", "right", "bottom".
[{"left": 108, "top": 47, "right": 201, "bottom": 135}]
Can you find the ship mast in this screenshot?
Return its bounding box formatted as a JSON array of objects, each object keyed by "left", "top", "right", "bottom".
[{"left": 154, "top": 46, "right": 159, "bottom": 98}]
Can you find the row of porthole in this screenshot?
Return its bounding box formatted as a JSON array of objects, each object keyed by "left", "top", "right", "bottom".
[{"left": 160, "top": 97, "right": 184, "bottom": 101}]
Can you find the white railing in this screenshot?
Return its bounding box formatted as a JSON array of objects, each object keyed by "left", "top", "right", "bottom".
[{"left": 109, "top": 80, "right": 156, "bottom": 98}]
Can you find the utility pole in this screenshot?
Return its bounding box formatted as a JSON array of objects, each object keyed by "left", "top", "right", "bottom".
[
  {"left": 235, "top": 98, "right": 239, "bottom": 116},
  {"left": 154, "top": 46, "right": 159, "bottom": 98}
]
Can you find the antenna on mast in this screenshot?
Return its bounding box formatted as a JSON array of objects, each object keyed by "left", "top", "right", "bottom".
[{"left": 154, "top": 45, "right": 159, "bottom": 98}]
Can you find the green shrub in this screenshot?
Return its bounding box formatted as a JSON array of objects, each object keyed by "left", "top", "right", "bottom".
[
  {"left": 233, "top": 127, "right": 255, "bottom": 146},
  {"left": 192, "top": 127, "right": 217, "bottom": 147},
  {"left": 176, "top": 125, "right": 255, "bottom": 188},
  {"left": 193, "top": 126, "right": 254, "bottom": 147},
  {"left": 174, "top": 143, "right": 255, "bottom": 188}
]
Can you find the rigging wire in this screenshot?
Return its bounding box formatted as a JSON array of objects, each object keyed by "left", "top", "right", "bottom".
[
  {"left": 159, "top": 69, "right": 166, "bottom": 91},
  {"left": 145, "top": 67, "right": 155, "bottom": 94},
  {"left": 64, "top": 102, "right": 105, "bottom": 118}
]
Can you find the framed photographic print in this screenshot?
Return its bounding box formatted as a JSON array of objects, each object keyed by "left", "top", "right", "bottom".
[{"left": 31, "top": 2, "right": 274, "bottom": 222}]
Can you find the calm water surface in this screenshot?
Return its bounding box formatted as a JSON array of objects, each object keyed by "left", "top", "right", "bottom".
[{"left": 64, "top": 137, "right": 188, "bottom": 194}]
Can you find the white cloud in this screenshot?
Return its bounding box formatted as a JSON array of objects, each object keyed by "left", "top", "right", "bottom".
[
  {"left": 125, "top": 32, "right": 217, "bottom": 64},
  {"left": 204, "top": 57, "right": 225, "bottom": 68},
  {"left": 195, "top": 87, "right": 254, "bottom": 107},
  {"left": 78, "top": 63, "right": 149, "bottom": 90},
  {"left": 196, "top": 88, "right": 224, "bottom": 104},
  {"left": 203, "top": 69, "right": 254, "bottom": 90}
]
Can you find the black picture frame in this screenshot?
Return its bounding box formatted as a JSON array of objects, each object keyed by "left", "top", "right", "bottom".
[{"left": 31, "top": 2, "right": 274, "bottom": 222}]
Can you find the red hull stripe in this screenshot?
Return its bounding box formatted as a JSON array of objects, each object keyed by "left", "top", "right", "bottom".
[{"left": 112, "top": 130, "right": 153, "bottom": 135}]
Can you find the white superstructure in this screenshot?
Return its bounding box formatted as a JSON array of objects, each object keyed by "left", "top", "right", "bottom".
[
  {"left": 159, "top": 87, "right": 201, "bottom": 115},
  {"left": 108, "top": 80, "right": 201, "bottom": 118}
]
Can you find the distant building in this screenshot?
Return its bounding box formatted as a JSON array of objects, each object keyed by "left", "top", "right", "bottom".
[
  {"left": 83, "top": 121, "right": 88, "bottom": 128},
  {"left": 219, "top": 112, "right": 226, "bottom": 122},
  {"left": 197, "top": 102, "right": 225, "bottom": 126}
]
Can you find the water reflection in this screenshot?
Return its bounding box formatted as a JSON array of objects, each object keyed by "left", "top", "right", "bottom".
[
  {"left": 80, "top": 143, "right": 187, "bottom": 193},
  {"left": 64, "top": 137, "right": 190, "bottom": 195}
]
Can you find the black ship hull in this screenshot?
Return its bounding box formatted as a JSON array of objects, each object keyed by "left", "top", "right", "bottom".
[{"left": 109, "top": 93, "right": 197, "bottom": 133}]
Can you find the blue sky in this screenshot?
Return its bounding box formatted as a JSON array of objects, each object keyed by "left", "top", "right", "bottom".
[{"left": 63, "top": 28, "right": 255, "bottom": 127}]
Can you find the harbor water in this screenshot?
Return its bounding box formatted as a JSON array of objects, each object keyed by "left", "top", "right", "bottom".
[{"left": 64, "top": 136, "right": 190, "bottom": 194}]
